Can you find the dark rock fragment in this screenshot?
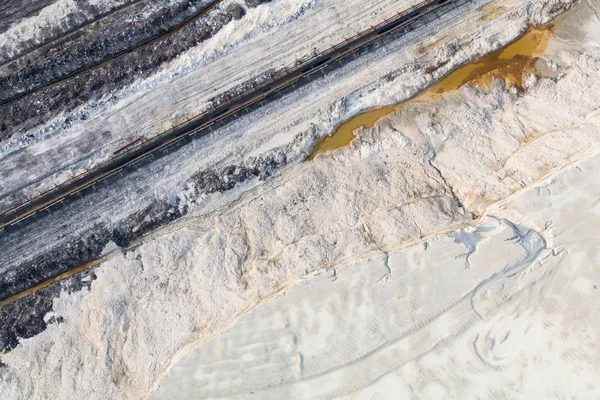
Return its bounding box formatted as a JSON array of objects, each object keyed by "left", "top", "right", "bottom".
[{"left": 245, "top": 0, "right": 273, "bottom": 8}]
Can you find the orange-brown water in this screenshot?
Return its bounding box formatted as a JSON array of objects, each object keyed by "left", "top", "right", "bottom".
[{"left": 309, "top": 25, "right": 552, "bottom": 159}]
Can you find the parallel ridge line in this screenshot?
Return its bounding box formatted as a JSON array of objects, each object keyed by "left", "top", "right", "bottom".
[
  {"left": 0, "top": 0, "right": 460, "bottom": 233},
  {"left": 0, "top": 0, "right": 227, "bottom": 105}
]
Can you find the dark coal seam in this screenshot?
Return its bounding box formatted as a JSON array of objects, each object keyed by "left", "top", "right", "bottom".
[
  {"left": 0, "top": 2, "right": 245, "bottom": 141},
  {"left": 0, "top": 266, "right": 98, "bottom": 355},
  {"left": 0, "top": 0, "right": 151, "bottom": 68},
  {"left": 0, "top": 0, "right": 64, "bottom": 33},
  {"left": 0, "top": 0, "right": 225, "bottom": 105}
]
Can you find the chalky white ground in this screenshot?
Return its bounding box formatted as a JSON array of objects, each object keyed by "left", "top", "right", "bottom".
[{"left": 2, "top": 0, "right": 599, "bottom": 399}]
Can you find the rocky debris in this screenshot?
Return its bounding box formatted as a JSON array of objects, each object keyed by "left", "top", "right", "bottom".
[
  {"left": 0, "top": 201, "right": 189, "bottom": 304},
  {"left": 0, "top": 1, "right": 246, "bottom": 141},
  {"left": 0, "top": 268, "right": 97, "bottom": 355},
  {"left": 244, "top": 0, "right": 273, "bottom": 8},
  {"left": 191, "top": 153, "right": 287, "bottom": 194},
  {"left": 0, "top": 0, "right": 217, "bottom": 100},
  {"left": 227, "top": 2, "right": 247, "bottom": 19},
  {"left": 0, "top": 225, "right": 111, "bottom": 303},
  {"left": 112, "top": 199, "right": 188, "bottom": 248},
  {"left": 0, "top": 0, "right": 58, "bottom": 33},
  {"left": 0, "top": 148, "right": 290, "bottom": 353},
  {"left": 0, "top": 0, "right": 143, "bottom": 62},
  {"left": 104, "top": 152, "right": 288, "bottom": 248},
  {"left": 546, "top": 0, "right": 577, "bottom": 15}
]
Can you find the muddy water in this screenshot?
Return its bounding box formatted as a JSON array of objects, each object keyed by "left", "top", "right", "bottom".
[{"left": 309, "top": 26, "right": 552, "bottom": 159}]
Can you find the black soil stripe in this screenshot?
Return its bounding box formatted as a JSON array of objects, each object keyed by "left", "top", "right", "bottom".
[
  {"left": 0, "top": 0, "right": 225, "bottom": 106},
  {"left": 0, "top": 0, "right": 463, "bottom": 233}
]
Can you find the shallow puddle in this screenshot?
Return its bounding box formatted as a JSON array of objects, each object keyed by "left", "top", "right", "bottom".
[
  {"left": 307, "top": 106, "right": 398, "bottom": 159},
  {"left": 308, "top": 25, "right": 552, "bottom": 159}
]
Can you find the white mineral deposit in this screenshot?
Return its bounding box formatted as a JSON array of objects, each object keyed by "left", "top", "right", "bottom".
[{"left": 0, "top": 0, "right": 598, "bottom": 399}]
